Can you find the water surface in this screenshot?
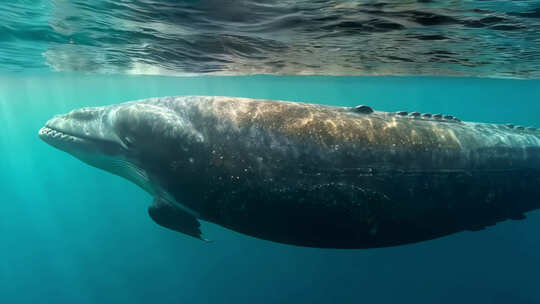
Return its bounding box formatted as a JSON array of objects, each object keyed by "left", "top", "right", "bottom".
[{"left": 1, "top": 1, "right": 540, "bottom": 77}]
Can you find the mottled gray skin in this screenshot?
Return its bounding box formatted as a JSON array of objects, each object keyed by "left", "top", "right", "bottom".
[{"left": 39, "top": 96, "right": 540, "bottom": 248}]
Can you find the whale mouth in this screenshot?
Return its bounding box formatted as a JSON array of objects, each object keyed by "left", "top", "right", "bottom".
[
  {"left": 39, "top": 126, "right": 88, "bottom": 144},
  {"left": 38, "top": 126, "right": 120, "bottom": 150},
  {"left": 39, "top": 124, "right": 151, "bottom": 194}
]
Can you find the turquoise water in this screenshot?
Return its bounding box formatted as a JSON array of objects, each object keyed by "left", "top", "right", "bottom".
[{"left": 1, "top": 73, "right": 540, "bottom": 303}]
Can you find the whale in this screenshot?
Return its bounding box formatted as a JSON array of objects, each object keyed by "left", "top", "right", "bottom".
[{"left": 39, "top": 96, "right": 540, "bottom": 249}]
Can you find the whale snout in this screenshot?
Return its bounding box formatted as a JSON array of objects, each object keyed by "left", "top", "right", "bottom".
[
  {"left": 39, "top": 105, "right": 124, "bottom": 154},
  {"left": 44, "top": 107, "right": 106, "bottom": 134}
]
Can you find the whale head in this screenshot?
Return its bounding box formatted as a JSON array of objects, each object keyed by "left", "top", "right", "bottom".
[{"left": 39, "top": 98, "right": 204, "bottom": 194}]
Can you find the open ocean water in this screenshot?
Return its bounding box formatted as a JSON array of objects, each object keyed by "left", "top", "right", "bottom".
[{"left": 1, "top": 1, "right": 540, "bottom": 304}]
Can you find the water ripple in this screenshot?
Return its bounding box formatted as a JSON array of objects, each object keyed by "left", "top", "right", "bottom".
[{"left": 1, "top": 0, "right": 539, "bottom": 78}]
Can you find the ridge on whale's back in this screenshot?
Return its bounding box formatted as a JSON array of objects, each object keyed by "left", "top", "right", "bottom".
[{"left": 2, "top": 1, "right": 540, "bottom": 78}]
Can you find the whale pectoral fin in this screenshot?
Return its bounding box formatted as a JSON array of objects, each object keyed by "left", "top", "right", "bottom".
[{"left": 148, "top": 198, "right": 209, "bottom": 242}]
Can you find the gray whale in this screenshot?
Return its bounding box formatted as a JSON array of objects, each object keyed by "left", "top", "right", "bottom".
[{"left": 39, "top": 96, "right": 540, "bottom": 248}]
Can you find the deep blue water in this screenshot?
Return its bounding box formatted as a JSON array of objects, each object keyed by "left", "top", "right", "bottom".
[{"left": 1, "top": 74, "right": 540, "bottom": 303}]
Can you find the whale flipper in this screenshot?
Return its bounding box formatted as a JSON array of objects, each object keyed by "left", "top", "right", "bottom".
[{"left": 148, "top": 197, "right": 208, "bottom": 241}]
